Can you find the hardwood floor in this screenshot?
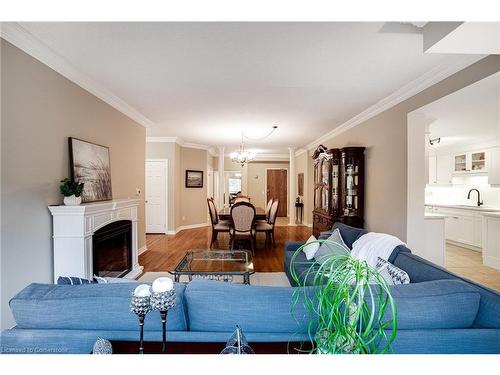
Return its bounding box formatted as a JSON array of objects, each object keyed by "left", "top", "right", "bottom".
[
  {"left": 445, "top": 243, "right": 500, "bottom": 291},
  {"left": 140, "top": 223, "right": 312, "bottom": 273},
  {"left": 140, "top": 227, "right": 500, "bottom": 291}
]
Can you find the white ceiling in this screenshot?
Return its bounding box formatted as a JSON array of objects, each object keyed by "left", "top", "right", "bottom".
[
  {"left": 422, "top": 71, "right": 500, "bottom": 150},
  {"left": 14, "top": 22, "right": 477, "bottom": 154}
]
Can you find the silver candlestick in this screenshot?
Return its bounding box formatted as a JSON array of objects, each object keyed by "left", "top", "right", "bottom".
[
  {"left": 130, "top": 284, "right": 152, "bottom": 354},
  {"left": 150, "top": 278, "right": 176, "bottom": 353}
]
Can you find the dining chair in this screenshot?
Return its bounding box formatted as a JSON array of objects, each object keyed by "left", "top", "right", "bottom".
[
  {"left": 255, "top": 198, "right": 273, "bottom": 227},
  {"left": 265, "top": 198, "right": 274, "bottom": 221},
  {"left": 229, "top": 201, "right": 256, "bottom": 255},
  {"left": 255, "top": 199, "right": 279, "bottom": 246},
  {"left": 207, "top": 197, "right": 230, "bottom": 247}
]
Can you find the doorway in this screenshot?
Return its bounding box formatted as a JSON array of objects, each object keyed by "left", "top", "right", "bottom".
[
  {"left": 266, "top": 168, "right": 288, "bottom": 217},
  {"left": 145, "top": 159, "right": 168, "bottom": 233}
]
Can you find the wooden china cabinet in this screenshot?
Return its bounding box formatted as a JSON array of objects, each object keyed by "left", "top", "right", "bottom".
[{"left": 312, "top": 145, "right": 365, "bottom": 237}]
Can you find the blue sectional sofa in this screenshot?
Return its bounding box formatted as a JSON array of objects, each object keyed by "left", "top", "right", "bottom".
[
  {"left": 284, "top": 222, "right": 500, "bottom": 353},
  {"left": 1, "top": 222, "right": 499, "bottom": 354}
]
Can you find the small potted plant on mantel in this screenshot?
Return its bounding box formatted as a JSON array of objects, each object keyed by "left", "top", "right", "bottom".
[{"left": 60, "top": 178, "right": 84, "bottom": 206}]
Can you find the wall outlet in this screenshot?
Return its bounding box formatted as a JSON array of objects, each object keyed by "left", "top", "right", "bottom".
[
  {"left": 182, "top": 216, "right": 186, "bottom": 221},
  {"left": 135, "top": 188, "right": 141, "bottom": 196}
]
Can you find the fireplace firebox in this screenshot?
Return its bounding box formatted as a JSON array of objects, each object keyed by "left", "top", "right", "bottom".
[{"left": 93, "top": 220, "right": 132, "bottom": 278}]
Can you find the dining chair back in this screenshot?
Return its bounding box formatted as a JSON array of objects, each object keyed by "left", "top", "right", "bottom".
[
  {"left": 229, "top": 201, "right": 256, "bottom": 254},
  {"left": 265, "top": 198, "right": 274, "bottom": 222},
  {"left": 268, "top": 199, "right": 279, "bottom": 226},
  {"left": 230, "top": 202, "right": 256, "bottom": 233},
  {"left": 207, "top": 198, "right": 218, "bottom": 225}
]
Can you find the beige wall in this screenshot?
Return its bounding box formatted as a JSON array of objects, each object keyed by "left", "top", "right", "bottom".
[
  {"left": 180, "top": 147, "right": 208, "bottom": 226},
  {"left": 146, "top": 142, "right": 210, "bottom": 230},
  {"left": 304, "top": 55, "right": 500, "bottom": 240},
  {"left": 1, "top": 40, "right": 146, "bottom": 329},
  {"left": 246, "top": 161, "right": 289, "bottom": 209},
  {"left": 295, "top": 151, "right": 313, "bottom": 225}
]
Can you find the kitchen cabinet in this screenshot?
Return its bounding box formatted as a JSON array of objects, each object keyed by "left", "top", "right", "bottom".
[
  {"left": 430, "top": 206, "right": 482, "bottom": 249},
  {"left": 436, "top": 154, "right": 454, "bottom": 184},
  {"left": 488, "top": 147, "right": 500, "bottom": 186},
  {"left": 427, "top": 154, "right": 453, "bottom": 185},
  {"left": 482, "top": 213, "right": 500, "bottom": 270},
  {"left": 428, "top": 155, "right": 437, "bottom": 185},
  {"left": 453, "top": 151, "right": 487, "bottom": 175}
]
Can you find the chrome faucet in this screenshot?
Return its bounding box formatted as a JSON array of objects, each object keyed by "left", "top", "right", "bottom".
[{"left": 467, "top": 189, "right": 483, "bottom": 207}]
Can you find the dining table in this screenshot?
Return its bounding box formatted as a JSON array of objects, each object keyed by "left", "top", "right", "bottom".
[{"left": 218, "top": 206, "right": 267, "bottom": 221}]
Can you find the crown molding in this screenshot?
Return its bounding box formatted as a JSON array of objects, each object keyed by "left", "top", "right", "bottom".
[
  {"left": 294, "top": 148, "right": 307, "bottom": 157},
  {"left": 1, "top": 22, "right": 154, "bottom": 128},
  {"left": 223, "top": 153, "right": 289, "bottom": 161},
  {"left": 304, "top": 54, "right": 485, "bottom": 151},
  {"left": 146, "top": 136, "right": 179, "bottom": 143},
  {"left": 146, "top": 136, "right": 218, "bottom": 155}
]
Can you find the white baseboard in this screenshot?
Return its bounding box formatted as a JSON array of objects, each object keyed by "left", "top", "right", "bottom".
[
  {"left": 138, "top": 245, "right": 148, "bottom": 255},
  {"left": 446, "top": 240, "right": 481, "bottom": 252},
  {"left": 483, "top": 255, "right": 500, "bottom": 271},
  {"left": 166, "top": 222, "right": 210, "bottom": 235}
]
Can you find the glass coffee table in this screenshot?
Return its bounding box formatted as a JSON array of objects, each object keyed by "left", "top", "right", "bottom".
[{"left": 171, "top": 249, "right": 255, "bottom": 284}]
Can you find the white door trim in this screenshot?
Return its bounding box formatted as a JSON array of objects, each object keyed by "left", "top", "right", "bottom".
[{"left": 145, "top": 158, "right": 168, "bottom": 234}]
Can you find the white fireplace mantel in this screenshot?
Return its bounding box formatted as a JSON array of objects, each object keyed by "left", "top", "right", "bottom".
[{"left": 48, "top": 198, "right": 143, "bottom": 282}]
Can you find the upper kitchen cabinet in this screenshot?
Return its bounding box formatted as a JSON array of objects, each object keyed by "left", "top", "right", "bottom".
[
  {"left": 488, "top": 147, "right": 500, "bottom": 186},
  {"left": 428, "top": 154, "right": 453, "bottom": 185},
  {"left": 453, "top": 150, "right": 488, "bottom": 175}
]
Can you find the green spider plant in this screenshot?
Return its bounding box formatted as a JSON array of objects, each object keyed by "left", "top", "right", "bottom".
[{"left": 290, "top": 239, "right": 398, "bottom": 354}]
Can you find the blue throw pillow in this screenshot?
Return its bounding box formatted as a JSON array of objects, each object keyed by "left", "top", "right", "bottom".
[
  {"left": 57, "top": 276, "right": 93, "bottom": 285},
  {"left": 314, "top": 228, "right": 349, "bottom": 263}
]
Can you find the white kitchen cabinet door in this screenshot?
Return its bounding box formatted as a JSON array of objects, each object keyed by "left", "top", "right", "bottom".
[
  {"left": 488, "top": 147, "right": 500, "bottom": 186},
  {"left": 473, "top": 217, "right": 482, "bottom": 248},
  {"left": 428, "top": 156, "right": 437, "bottom": 185},
  {"left": 436, "top": 154, "right": 454, "bottom": 185},
  {"left": 454, "top": 216, "right": 475, "bottom": 246}
]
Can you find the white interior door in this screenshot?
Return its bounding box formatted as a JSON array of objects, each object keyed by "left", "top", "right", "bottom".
[{"left": 145, "top": 160, "right": 168, "bottom": 233}]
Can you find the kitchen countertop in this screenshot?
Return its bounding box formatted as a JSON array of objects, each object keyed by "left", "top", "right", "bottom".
[
  {"left": 425, "top": 203, "right": 500, "bottom": 213},
  {"left": 424, "top": 212, "right": 447, "bottom": 219},
  {"left": 481, "top": 211, "right": 500, "bottom": 218}
]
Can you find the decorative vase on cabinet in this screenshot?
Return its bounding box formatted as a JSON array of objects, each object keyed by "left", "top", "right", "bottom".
[{"left": 312, "top": 145, "right": 364, "bottom": 237}]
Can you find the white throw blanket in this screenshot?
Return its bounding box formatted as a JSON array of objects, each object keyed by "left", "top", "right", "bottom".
[{"left": 350, "top": 232, "right": 406, "bottom": 267}]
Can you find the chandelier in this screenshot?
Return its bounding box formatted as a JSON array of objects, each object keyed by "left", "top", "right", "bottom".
[
  {"left": 229, "top": 126, "right": 278, "bottom": 167},
  {"left": 230, "top": 131, "right": 256, "bottom": 167}
]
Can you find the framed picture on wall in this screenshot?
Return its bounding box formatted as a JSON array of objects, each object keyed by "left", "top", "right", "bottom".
[
  {"left": 298, "top": 173, "right": 304, "bottom": 196},
  {"left": 69, "top": 137, "right": 112, "bottom": 202},
  {"left": 185, "top": 170, "right": 204, "bottom": 188}
]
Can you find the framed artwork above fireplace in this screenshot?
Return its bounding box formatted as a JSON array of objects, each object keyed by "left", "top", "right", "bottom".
[{"left": 69, "top": 137, "right": 112, "bottom": 203}]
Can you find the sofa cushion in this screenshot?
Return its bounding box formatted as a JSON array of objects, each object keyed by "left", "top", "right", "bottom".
[
  {"left": 314, "top": 229, "right": 349, "bottom": 263},
  {"left": 319, "top": 222, "right": 368, "bottom": 249},
  {"left": 185, "top": 280, "right": 315, "bottom": 333},
  {"left": 9, "top": 282, "right": 188, "bottom": 331},
  {"left": 392, "top": 251, "right": 500, "bottom": 328},
  {"left": 371, "top": 279, "right": 480, "bottom": 329},
  {"left": 302, "top": 235, "right": 320, "bottom": 260}
]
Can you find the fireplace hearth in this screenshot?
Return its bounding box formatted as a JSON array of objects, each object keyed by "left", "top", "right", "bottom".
[{"left": 93, "top": 220, "right": 132, "bottom": 278}]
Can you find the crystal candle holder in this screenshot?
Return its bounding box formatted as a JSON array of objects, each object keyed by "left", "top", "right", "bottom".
[
  {"left": 150, "top": 288, "right": 176, "bottom": 353},
  {"left": 130, "top": 287, "right": 152, "bottom": 354}
]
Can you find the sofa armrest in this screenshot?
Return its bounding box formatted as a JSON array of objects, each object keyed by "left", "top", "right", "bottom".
[{"left": 284, "top": 241, "right": 305, "bottom": 253}]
